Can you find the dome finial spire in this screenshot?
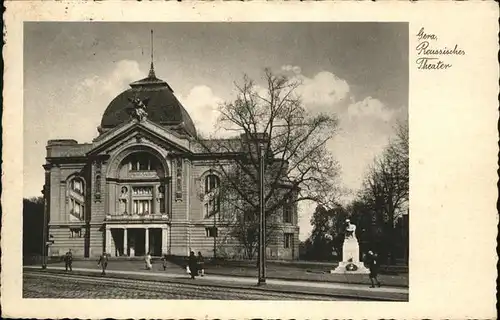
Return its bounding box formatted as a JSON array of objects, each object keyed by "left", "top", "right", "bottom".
[{"left": 148, "top": 29, "right": 156, "bottom": 78}]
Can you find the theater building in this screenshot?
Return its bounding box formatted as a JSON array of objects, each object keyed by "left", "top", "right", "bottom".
[{"left": 42, "top": 62, "right": 300, "bottom": 259}]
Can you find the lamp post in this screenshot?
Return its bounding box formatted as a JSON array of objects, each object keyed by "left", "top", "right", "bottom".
[
  {"left": 403, "top": 208, "right": 409, "bottom": 266},
  {"left": 41, "top": 186, "right": 48, "bottom": 269},
  {"left": 257, "top": 139, "right": 266, "bottom": 285},
  {"left": 212, "top": 187, "right": 218, "bottom": 261}
]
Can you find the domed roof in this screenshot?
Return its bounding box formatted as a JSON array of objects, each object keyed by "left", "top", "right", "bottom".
[{"left": 100, "top": 66, "right": 197, "bottom": 137}]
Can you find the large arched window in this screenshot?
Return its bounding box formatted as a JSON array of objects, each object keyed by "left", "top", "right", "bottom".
[
  {"left": 205, "top": 174, "right": 220, "bottom": 194},
  {"left": 126, "top": 152, "right": 161, "bottom": 171},
  {"left": 204, "top": 174, "right": 220, "bottom": 217},
  {"left": 71, "top": 178, "right": 84, "bottom": 195}
]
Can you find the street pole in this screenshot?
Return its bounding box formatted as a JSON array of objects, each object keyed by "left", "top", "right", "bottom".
[
  {"left": 213, "top": 189, "right": 217, "bottom": 261},
  {"left": 403, "top": 209, "right": 409, "bottom": 265},
  {"left": 41, "top": 186, "right": 48, "bottom": 269},
  {"left": 258, "top": 141, "right": 266, "bottom": 285}
]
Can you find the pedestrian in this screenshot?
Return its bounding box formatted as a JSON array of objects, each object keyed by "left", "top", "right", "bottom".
[
  {"left": 161, "top": 254, "right": 168, "bottom": 271},
  {"left": 64, "top": 249, "right": 73, "bottom": 272},
  {"left": 188, "top": 251, "right": 198, "bottom": 279},
  {"left": 98, "top": 251, "right": 108, "bottom": 276},
  {"left": 197, "top": 251, "right": 205, "bottom": 277},
  {"left": 145, "top": 252, "right": 152, "bottom": 270},
  {"left": 365, "top": 250, "right": 381, "bottom": 288}
]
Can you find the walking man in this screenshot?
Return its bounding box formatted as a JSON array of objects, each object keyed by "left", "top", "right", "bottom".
[
  {"left": 366, "top": 250, "right": 381, "bottom": 288},
  {"left": 98, "top": 251, "right": 108, "bottom": 276},
  {"left": 64, "top": 249, "right": 73, "bottom": 271},
  {"left": 197, "top": 251, "right": 205, "bottom": 277},
  {"left": 188, "top": 251, "right": 198, "bottom": 279}
]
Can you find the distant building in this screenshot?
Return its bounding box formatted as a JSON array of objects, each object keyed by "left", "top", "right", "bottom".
[{"left": 42, "top": 62, "right": 299, "bottom": 259}]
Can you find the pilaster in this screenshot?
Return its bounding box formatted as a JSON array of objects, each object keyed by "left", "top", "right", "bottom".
[
  {"left": 145, "top": 227, "right": 150, "bottom": 254},
  {"left": 105, "top": 227, "right": 112, "bottom": 253},
  {"left": 161, "top": 226, "right": 169, "bottom": 255}
]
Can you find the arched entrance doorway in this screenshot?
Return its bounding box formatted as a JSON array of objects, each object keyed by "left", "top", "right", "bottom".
[{"left": 105, "top": 145, "right": 171, "bottom": 257}]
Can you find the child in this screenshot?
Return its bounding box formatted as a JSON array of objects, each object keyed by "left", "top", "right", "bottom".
[{"left": 161, "top": 254, "right": 168, "bottom": 271}]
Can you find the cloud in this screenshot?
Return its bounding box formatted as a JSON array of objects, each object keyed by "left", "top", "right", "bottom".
[
  {"left": 281, "top": 67, "right": 350, "bottom": 115},
  {"left": 24, "top": 59, "right": 146, "bottom": 198},
  {"left": 62, "top": 60, "right": 144, "bottom": 142},
  {"left": 281, "top": 64, "right": 302, "bottom": 74},
  {"left": 347, "top": 96, "right": 395, "bottom": 122},
  {"left": 179, "top": 85, "right": 225, "bottom": 137},
  {"left": 278, "top": 65, "right": 405, "bottom": 240},
  {"left": 80, "top": 60, "right": 143, "bottom": 98},
  {"left": 297, "top": 71, "right": 350, "bottom": 109}
]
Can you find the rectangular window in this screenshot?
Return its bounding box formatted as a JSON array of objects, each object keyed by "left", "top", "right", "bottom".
[
  {"left": 243, "top": 210, "right": 255, "bottom": 222},
  {"left": 205, "top": 227, "right": 218, "bottom": 238},
  {"left": 176, "top": 159, "right": 183, "bottom": 200},
  {"left": 132, "top": 187, "right": 153, "bottom": 196},
  {"left": 283, "top": 200, "right": 293, "bottom": 224},
  {"left": 139, "top": 159, "right": 150, "bottom": 171},
  {"left": 159, "top": 198, "right": 165, "bottom": 213},
  {"left": 133, "top": 199, "right": 151, "bottom": 215},
  {"left": 204, "top": 203, "right": 209, "bottom": 217},
  {"left": 70, "top": 228, "right": 82, "bottom": 238},
  {"left": 284, "top": 233, "right": 293, "bottom": 249},
  {"left": 70, "top": 200, "right": 84, "bottom": 220}
]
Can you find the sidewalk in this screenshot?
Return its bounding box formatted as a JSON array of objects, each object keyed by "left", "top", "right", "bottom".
[
  {"left": 24, "top": 263, "right": 408, "bottom": 301},
  {"left": 35, "top": 259, "right": 408, "bottom": 288}
]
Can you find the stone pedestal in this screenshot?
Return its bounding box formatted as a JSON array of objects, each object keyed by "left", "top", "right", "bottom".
[{"left": 331, "top": 238, "right": 369, "bottom": 274}]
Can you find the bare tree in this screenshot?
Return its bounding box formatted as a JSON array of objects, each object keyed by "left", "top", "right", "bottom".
[
  {"left": 359, "top": 121, "right": 409, "bottom": 262},
  {"left": 196, "top": 68, "right": 341, "bottom": 257}
]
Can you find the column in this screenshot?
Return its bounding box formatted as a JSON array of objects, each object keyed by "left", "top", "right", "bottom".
[
  {"left": 123, "top": 228, "right": 128, "bottom": 256},
  {"left": 145, "top": 227, "right": 149, "bottom": 254},
  {"left": 161, "top": 226, "right": 169, "bottom": 255},
  {"left": 152, "top": 185, "right": 157, "bottom": 214},
  {"left": 105, "top": 227, "right": 112, "bottom": 254}
]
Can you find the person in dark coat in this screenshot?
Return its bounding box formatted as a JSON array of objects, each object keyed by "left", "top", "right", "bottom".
[
  {"left": 188, "top": 251, "right": 198, "bottom": 279},
  {"left": 365, "top": 250, "right": 381, "bottom": 288},
  {"left": 64, "top": 249, "right": 73, "bottom": 271},
  {"left": 98, "top": 251, "right": 109, "bottom": 276},
  {"left": 197, "top": 251, "right": 205, "bottom": 277}
]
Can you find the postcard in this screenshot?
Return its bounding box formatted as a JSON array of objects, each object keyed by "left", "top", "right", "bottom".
[{"left": 1, "top": 1, "right": 498, "bottom": 319}]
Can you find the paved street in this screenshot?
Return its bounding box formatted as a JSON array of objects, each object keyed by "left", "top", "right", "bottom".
[{"left": 23, "top": 271, "right": 341, "bottom": 300}]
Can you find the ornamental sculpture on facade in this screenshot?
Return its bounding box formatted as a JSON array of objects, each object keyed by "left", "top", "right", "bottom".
[{"left": 128, "top": 97, "right": 149, "bottom": 121}]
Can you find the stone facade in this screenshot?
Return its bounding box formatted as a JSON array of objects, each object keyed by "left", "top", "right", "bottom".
[{"left": 43, "top": 69, "right": 300, "bottom": 259}]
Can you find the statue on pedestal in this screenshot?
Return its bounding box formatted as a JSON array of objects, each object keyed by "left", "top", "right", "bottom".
[
  {"left": 343, "top": 219, "right": 360, "bottom": 263},
  {"left": 119, "top": 186, "right": 128, "bottom": 215},
  {"left": 331, "top": 219, "right": 370, "bottom": 274}
]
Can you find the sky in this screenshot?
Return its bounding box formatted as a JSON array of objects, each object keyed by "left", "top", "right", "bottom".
[{"left": 24, "top": 22, "right": 408, "bottom": 240}]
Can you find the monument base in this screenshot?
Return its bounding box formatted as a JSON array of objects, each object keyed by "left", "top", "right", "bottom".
[{"left": 330, "top": 261, "right": 370, "bottom": 274}]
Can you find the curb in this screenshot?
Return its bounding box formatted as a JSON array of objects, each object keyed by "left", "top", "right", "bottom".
[
  {"left": 198, "top": 269, "right": 409, "bottom": 289},
  {"left": 26, "top": 263, "right": 409, "bottom": 289}
]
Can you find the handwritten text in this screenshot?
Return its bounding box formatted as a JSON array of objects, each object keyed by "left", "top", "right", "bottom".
[{"left": 415, "top": 27, "right": 465, "bottom": 70}]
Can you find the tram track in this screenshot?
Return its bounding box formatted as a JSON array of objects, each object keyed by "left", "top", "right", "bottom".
[{"left": 24, "top": 270, "right": 348, "bottom": 300}]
